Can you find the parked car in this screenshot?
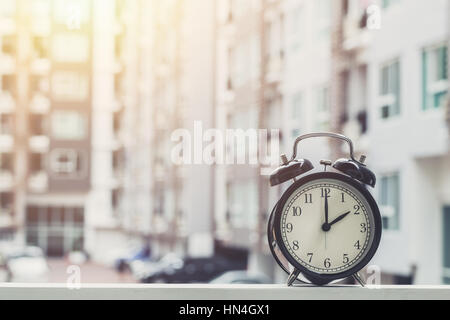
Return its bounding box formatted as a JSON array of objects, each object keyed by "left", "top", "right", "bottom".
[
  {"left": 131, "top": 253, "right": 183, "bottom": 282},
  {"left": 140, "top": 255, "right": 246, "bottom": 283},
  {"left": 6, "top": 246, "right": 49, "bottom": 283},
  {"left": 114, "top": 244, "right": 152, "bottom": 273},
  {"left": 210, "top": 271, "right": 272, "bottom": 284}
]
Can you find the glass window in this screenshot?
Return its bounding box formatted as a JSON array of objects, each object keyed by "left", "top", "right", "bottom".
[
  {"left": 52, "top": 72, "right": 89, "bottom": 101},
  {"left": 422, "top": 44, "right": 448, "bottom": 110},
  {"left": 444, "top": 207, "right": 450, "bottom": 283},
  {"left": 382, "top": 0, "right": 399, "bottom": 9},
  {"left": 51, "top": 111, "right": 86, "bottom": 140},
  {"left": 380, "top": 173, "right": 400, "bottom": 231},
  {"left": 379, "top": 60, "right": 400, "bottom": 119},
  {"left": 50, "top": 149, "right": 84, "bottom": 176}
]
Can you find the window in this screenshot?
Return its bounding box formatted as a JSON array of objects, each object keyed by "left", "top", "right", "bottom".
[
  {"left": 382, "top": 0, "right": 399, "bottom": 9},
  {"left": 0, "top": 153, "right": 13, "bottom": 171},
  {"left": 379, "top": 60, "right": 400, "bottom": 119},
  {"left": 1, "top": 75, "right": 15, "bottom": 95},
  {"left": 444, "top": 207, "right": 450, "bottom": 284},
  {"left": 0, "top": 192, "right": 13, "bottom": 210},
  {"left": 422, "top": 44, "right": 448, "bottom": 110},
  {"left": 29, "top": 114, "right": 46, "bottom": 136},
  {"left": 380, "top": 173, "right": 400, "bottom": 231},
  {"left": 316, "top": 86, "right": 330, "bottom": 130},
  {"left": 25, "top": 205, "right": 84, "bottom": 257},
  {"left": 0, "top": 114, "right": 13, "bottom": 135},
  {"left": 52, "top": 72, "right": 89, "bottom": 101},
  {"left": 33, "top": 36, "right": 49, "bottom": 59},
  {"left": 29, "top": 153, "right": 45, "bottom": 173},
  {"left": 315, "top": 0, "right": 331, "bottom": 40},
  {"left": 50, "top": 149, "right": 85, "bottom": 177},
  {"left": 2, "top": 35, "right": 15, "bottom": 55},
  {"left": 52, "top": 34, "right": 89, "bottom": 63},
  {"left": 51, "top": 111, "right": 86, "bottom": 140}
]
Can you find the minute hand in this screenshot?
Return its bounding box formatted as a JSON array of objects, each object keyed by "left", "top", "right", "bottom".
[{"left": 329, "top": 211, "right": 351, "bottom": 227}]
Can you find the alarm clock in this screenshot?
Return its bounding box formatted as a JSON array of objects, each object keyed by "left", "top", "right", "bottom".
[{"left": 268, "top": 133, "right": 382, "bottom": 286}]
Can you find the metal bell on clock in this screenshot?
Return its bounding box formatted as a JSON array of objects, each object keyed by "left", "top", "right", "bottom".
[{"left": 269, "top": 158, "right": 314, "bottom": 187}]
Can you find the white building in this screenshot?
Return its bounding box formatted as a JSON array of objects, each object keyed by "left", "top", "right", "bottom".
[{"left": 365, "top": 0, "right": 450, "bottom": 284}]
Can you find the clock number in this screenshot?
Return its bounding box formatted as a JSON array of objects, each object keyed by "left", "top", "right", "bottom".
[
  {"left": 292, "top": 206, "right": 302, "bottom": 217},
  {"left": 343, "top": 254, "right": 349, "bottom": 264},
  {"left": 321, "top": 188, "right": 331, "bottom": 198},
  {"left": 324, "top": 258, "right": 331, "bottom": 269},
  {"left": 286, "top": 223, "right": 293, "bottom": 233},
  {"left": 360, "top": 223, "right": 367, "bottom": 233},
  {"left": 292, "top": 241, "right": 300, "bottom": 251},
  {"left": 354, "top": 240, "right": 361, "bottom": 250},
  {"left": 354, "top": 205, "right": 361, "bottom": 215},
  {"left": 304, "top": 194, "right": 312, "bottom": 204},
  {"left": 307, "top": 253, "right": 313, "bottom": 263},
  {"left": 341, "top": 193, "right": 345, "bottom": 203}
]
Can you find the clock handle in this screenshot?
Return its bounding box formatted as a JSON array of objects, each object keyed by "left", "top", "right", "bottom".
[{"left": 290, "top": 132, "right": 363, "bottom": 165}]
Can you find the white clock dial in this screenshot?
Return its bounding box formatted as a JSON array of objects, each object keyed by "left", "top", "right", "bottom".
[{"left": 280, "top": 178, "right": 375, "bottom": 275}]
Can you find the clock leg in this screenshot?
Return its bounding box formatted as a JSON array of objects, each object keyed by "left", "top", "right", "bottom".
[
  {"left": 352, "top": 273, "right": 366, "bottom": 287},
  {"left": 287, "top": 268, "right": 301, "bottom": 287}
]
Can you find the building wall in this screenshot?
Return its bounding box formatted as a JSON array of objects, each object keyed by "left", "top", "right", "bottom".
[{"left": 362, "top": 0, "right": 449, "bottom": 284}]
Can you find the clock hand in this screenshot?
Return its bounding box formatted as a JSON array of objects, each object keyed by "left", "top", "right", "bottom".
[
  {"left": 322, "top": 211, "right": 350, "bottom": 232},
  {"left": 329, "top": 211, "right": 351, "bottom": 227},
  {"left": 324, "top": 194, "right": 329, "bottom": 225}
]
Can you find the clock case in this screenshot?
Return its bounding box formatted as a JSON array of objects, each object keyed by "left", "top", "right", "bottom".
[{"left": 267, "top": 133, "right": 382, "bottom": 286}]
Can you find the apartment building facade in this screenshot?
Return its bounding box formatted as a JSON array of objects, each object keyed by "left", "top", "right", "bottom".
[
  {"left": 0, "top": 0, "right": 92, "bottom": 257},
  {"left": 331, "top": 0, "right": 450, "bottom": 284},
  {"left": 214, "top": 0, "right": 334, "bottom": 280}
]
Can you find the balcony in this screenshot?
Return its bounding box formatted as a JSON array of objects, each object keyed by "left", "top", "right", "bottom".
[
  {"left": 28, "top": 171, "right": 48, "bottom": 193},
  {"left": 31, "top": 59, "right": 51, "bottom": 74},
  {"left": 29, "top": 135, "right": 50, "bottom": 153},
  {"left": 30, "top": 93, "right": 50, "bottom": 114},
  {"left": 0, "top": 92, "right": 14, "bottom": 113},
  {"left": 0, "top": 284, "right": 448, "bottom": 300},
  {"left": 342, "top": 14, "right": 370, "bottom": 52},
  {"left": 0, "top": 170, "right": 13, "bottom": 191},
  {"left": 0, "top": 54, "right": 15, "bottom": 74},
  {"left": 0, "top": 134, "right": 13, "bottom": 152},
  {"left": 0, "top": 210, "right": 13, "bottom": 228}
]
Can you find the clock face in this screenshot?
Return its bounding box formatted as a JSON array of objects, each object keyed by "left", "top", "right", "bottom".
[{"left": 279, "top": 177, "right": 376, "bottom": 275}]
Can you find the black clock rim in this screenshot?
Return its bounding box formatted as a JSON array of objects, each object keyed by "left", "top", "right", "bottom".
[{"left": 272, "top": 172, "right": 382, "bottom": 285}]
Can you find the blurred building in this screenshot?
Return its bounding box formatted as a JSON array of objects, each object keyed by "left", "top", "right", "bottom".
[
  {"left": 214, "top": 0, "right": 334, "bottom": 281},
  {"left": 0, "top": 0, "right": 93, "bottom": 257},
  {"left": 331, "top": 0, "right": 450, "bottom": 285}
]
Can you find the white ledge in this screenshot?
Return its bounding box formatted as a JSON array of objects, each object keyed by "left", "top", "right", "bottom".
[{"left": 0, "top": 284, "right": 449, "bottom": 300}]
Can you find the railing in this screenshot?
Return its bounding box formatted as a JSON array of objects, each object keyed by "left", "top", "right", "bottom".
[{"left": 0, "top": 284, "right": 449, "bottom": 300}]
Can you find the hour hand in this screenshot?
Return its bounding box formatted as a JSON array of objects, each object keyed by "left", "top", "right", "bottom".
[
  {"left": 329, "top": 211, "right": 351, "bottom": 227},
  {"left": 322, "top": 211, "right": 350, "bottom": 232}
]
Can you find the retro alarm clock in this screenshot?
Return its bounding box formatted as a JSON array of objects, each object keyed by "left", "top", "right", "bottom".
[{"left": 268, "top": 133, "right": 382, "bottom": 286}]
